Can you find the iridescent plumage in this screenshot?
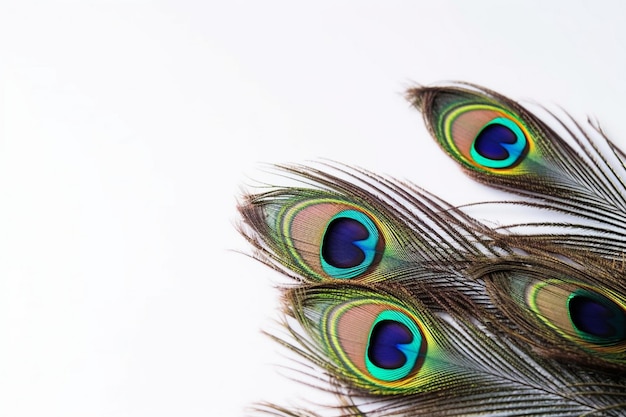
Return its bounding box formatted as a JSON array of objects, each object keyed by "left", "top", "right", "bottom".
[{"left": 238, "top": 84, "right": 626, "bottom": 416}]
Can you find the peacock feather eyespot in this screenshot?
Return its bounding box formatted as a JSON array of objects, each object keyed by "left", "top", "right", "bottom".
[
  {"left": 525, "top": 279, "right": 626, "bottom": 350},
  {"left": 441, "top": 103, "right": 533, "bottom": 173},
  {"left": 278, "top": 197, "right": 385, "bottom": 281},
  {"left": 295, "top": 285, "right": 445, "bottom": 394},
  {"left": 329, "top": 302, "right": 426, "bottom": 385},
  {"left": 483, "top": 265, "right": 626, "bottom": 364}
]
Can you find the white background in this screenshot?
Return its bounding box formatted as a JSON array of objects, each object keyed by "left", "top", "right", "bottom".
[{"left": 1, "top": 1, "right": 626, "bottom": 416}]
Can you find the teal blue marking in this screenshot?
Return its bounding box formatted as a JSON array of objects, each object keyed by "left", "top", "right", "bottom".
[
  {"left": 470, "top": 117, "right": 527, "bottom": 169},
  {"left": 365, "top": 310, "right": 422, "bottom": 381},
  {"left": 320, "top": 210, "right": 379, "bottom": 279}
]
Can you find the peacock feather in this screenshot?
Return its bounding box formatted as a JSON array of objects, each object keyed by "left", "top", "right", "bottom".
[{"left": 237, "top": 83, "right": 626, "bottom": 416}]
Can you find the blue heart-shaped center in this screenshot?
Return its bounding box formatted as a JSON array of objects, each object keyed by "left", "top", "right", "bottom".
[
  {"left": 320, "top": 210, "right": 380, "bottom": 279},
  {"left": 367, "top": 320, "right": 413, "bottom": 369},
  {"left": 364, "top": 311, "right": 423, "bottom": 382},
  {"left": 322, "top": 217, "right": 368, "bottom": 268},
  {"left": 474, "top": 124, "right": 517, "bottom": 160},
  {"left": 470, "top": 117, "right": 528, "bottom": 169}
]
